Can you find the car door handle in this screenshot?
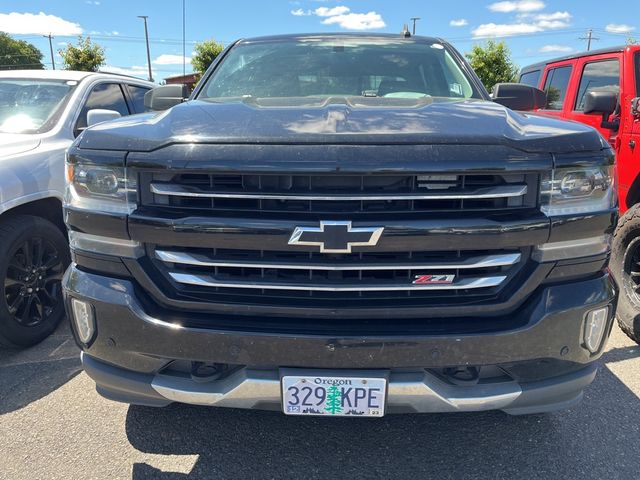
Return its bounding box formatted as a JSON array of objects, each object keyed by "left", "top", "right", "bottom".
[{"left": 631, "top": 140, "right": 636, "bottom": 149}]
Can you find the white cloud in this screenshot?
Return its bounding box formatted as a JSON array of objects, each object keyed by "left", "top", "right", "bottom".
[
  {"left": 473, "top": 22, "right": 542, "bottom": 37},
  {"left": 291, "top": 8, "right": 311, "bottom": 16},
  {"left": 111, "top": 31, "right": 119, "bottom": 36},
  {"left": 606, "top": 23, "right": 635, "bottom": 34},
  {"left": 153, "top": 54, "right": 191, "bottom": 65},
  {"left": 473, "top": 10, "right": 571, "bottom": 38},
  {"left": 488, "top": 0, "right": 545, "bottom": 13},
  {"left": 533, "top": 11, "right": 570, "bottom": 21},
  {"left": 291, "top": 4, "right": 385, "bottom": 31},
  {"left": 539, "top": 44, "right": 573, "bottom": 53},
  {"left": 85, "top": 1, "right": 101, "bottom": 4},
  {"left": 315, "top": 6, "right": 351, "bottom": 17},
  {"left": 449, "top": 19, "right": 468, "bottom": 27},
  {"left": 0, "top": 11, "right": 82, "bottom": 35},
  {"left": 99, "top": 65, "right": 153, "bottom": 80},
  {"left": 321, "top": 12, "right": 385, "bottom": 30}
]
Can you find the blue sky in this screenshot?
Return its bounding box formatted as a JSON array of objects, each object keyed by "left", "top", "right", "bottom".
[{"left": 1, "top": 0, "right": 638, "bottom": 82}]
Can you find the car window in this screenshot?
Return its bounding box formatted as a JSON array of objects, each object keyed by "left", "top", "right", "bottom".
[
  {"left": 543, "top": 66, "right": 572, "bottom": 110},
  {"left": 76, "top": 82, "right": 130, "bottom": 133},
  {"left": 574, "top": 59, "right": 620, "bottom": 111},
  {"left": 519, "top": 70, "right": 541, "bottom": 88},
  {"left": 125, "top": 84, "right": 151, "bottom": 113}
]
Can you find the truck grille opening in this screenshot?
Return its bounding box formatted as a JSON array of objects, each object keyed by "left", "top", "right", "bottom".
[
  {"left": 140, "top": 172, "right": 537, "bottom": 214},
  {"left": 147, "top": 246, "right": 529, "bottom": 312}
]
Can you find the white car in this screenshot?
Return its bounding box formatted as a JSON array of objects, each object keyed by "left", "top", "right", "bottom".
[{"left": 0, "top": 70, "right": 154, "bottom": 347}]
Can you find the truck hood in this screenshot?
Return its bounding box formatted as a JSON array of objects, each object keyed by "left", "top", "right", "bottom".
[
  {"left": 78, "top": 97, "right": 607, "bottom": 154},
  {"left": 0, "top": 133, "right": 41, "bottom": 157}
]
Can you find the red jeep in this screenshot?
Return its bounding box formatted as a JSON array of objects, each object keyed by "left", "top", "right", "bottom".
[{"left": 520, "top": 45, "right": 640, "bottom": 343}]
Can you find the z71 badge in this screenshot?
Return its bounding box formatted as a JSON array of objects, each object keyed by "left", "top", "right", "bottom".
[{"left": 413, "top": 274, "right": 456, "bottom": 285}]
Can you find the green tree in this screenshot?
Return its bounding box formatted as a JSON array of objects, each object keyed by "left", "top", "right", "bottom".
[
  {"left": 627, "top": 37, "right": 638, "bottom": 45},
  {"left": 325, "top": 385, "right": 343, "bottom": 415},
  {"left": 59, "top": 36, "right": 105, "bottom": 72},
  {"left": 191, "top": 38, "right": 224, "bottom": 74},
  {"left": 465, "top": 40, "right": 519, "bottom": 92},
  {"left": 0, "top": 32, "right": 44, "bottom": 70}
]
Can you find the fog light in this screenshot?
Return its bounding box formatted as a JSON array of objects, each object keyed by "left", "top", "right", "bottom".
[
  {"left": 71, "top": 299, "right": 95, "bottom": 344},
  {"left": 584, "top": 307, "right": 609, "bottom": 353}
]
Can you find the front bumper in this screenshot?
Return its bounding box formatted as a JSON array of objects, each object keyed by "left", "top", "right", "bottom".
[
  {"left": 82, "top": 351, "right": 598, "bottom": 415},
  {"left": 64, "top": 266, "right": 617, "bottom": 414}
]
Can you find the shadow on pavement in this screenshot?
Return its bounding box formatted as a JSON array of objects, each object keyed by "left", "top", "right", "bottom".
[
  {"left": 125, "top": 345, "right": 640, "bottom": 479},
  {"left": 0, "top": 321, "right": 81, "bottom": 415}
]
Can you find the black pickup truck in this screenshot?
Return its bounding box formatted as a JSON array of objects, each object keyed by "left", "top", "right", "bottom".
[{"left": 63, "top": 33, "right": 617, "bottom": 417}]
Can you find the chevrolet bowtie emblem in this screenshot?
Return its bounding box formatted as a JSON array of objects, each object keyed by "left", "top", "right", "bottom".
[{"left": 288, "top": 221, "right": 384, "bottom": 254}]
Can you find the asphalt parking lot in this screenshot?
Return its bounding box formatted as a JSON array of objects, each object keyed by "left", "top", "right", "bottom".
[{"left": 0, "top": 322, "right": 638, "bottom": 480}]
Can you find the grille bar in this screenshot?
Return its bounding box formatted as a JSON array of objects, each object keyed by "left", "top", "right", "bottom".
[
  {"left": 168, "top": 272, "right": 508, "bottom": 292},
  {"left": 156, "top": 250, "right": 522, "bottom": 271},
  {"left": 150, "top": 182, "right": 527, "bottom": 201}
]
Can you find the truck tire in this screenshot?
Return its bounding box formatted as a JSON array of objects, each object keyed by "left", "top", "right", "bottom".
[
  {"left": 0, "top": 215, "right": 70, "bottom": 348},
  {"left": 611, "top": 204, "right": 640, "bottom": 344}
]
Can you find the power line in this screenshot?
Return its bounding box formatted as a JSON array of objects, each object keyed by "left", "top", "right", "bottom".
[
  {"left": 0, "top": 60, "right": 187, "bottom": 74},
  {"left": 446, "top": 27, "right": 586, "bottom": 42}
]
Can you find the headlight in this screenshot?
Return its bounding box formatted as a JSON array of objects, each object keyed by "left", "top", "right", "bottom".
[
  {"left": 540, "top": 165, "right": 616, "bottom": 216},
  {"left": 65, "top": 161, "right": 137, "bottom": 214}
]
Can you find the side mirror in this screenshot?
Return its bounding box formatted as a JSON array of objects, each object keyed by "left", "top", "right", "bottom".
[
  {"left": 86, "top": 109, "right": 121, "bottom": 127},
  {"left": 491, "top": 83, "right": 546, "bottom": 111},
  {"left": 583, "top": 91, "right": 619, "bottom": 131},
  {"left": 144, "top": 84, "right": 189, "bottom": 111},
  {"left": 631, "top": 97, "right": 640, "bottom": 117}
]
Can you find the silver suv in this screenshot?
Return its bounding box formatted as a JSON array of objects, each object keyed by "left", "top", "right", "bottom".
[{"left": 0, "top": 70, "right": 154, "bottom": 347}]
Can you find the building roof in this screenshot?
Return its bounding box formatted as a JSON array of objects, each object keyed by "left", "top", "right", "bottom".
[{"left": 164, "top": 72, "right": 199, "bottom": 81}]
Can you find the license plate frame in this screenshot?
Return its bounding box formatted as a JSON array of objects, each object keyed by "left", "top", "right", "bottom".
[{"left": 281, "top": 375, "right": 387, "bottom": 417}]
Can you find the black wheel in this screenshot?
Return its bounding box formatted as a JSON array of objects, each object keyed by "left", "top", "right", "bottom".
[
  {"left": 611, "top": 204, "right": 640, "bottom": 344},
  {"left": 0, "top": 215, "right": 70, "bottom": 348}
]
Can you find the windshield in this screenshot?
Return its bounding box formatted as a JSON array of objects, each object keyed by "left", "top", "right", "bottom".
[
  {"left": 199, "top": 37, "right": 480, "bottom": 101},
  {"left": 0, "top": 79, "right": 77, "bottom": 134}
]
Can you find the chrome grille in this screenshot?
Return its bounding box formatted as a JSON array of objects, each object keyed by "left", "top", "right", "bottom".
[
  {"left": 151, "top": 247, "right": 525, "bottom": 305},
  {"left": 141, "top": 173, "right": 536, "bottom": 214}
]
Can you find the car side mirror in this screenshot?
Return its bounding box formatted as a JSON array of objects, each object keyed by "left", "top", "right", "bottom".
[
  {"left": 144, "top": 84, "right": 189, "bottom": 111},
  {"left": 86, "top": 109, "right": 121, "bottom": 128},
  {"left": 491, "top": 83, "right": 546, "bottom": 111},
  {"left": 632, "top": 97, "right": 640, "bottom": 117},
  {"left": 583, "top": 91, "right": 619, "bottom": 131}
]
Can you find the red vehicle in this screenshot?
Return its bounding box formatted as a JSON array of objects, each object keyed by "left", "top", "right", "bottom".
[{"left": 520, "top": 45, "right": 640, "bottom": 343}]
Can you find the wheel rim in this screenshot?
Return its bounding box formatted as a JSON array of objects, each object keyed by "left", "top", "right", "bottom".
[{"left": 3, "top": 237, "right": 64, "bottom": 328}]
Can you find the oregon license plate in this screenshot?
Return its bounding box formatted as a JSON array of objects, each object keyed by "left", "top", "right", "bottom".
[{"left": 282, "top": 376, "right": 386, "bottom": 417}]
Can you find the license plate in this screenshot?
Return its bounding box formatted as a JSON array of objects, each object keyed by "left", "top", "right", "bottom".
[{"left": 282, "top": 375, "right": 386, "bottom": 417}]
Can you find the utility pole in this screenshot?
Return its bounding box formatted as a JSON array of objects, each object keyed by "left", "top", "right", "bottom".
[
  {"left": 410, "top": 17, "right": 421, "bottom": 35},
  {"left": 580, "top": 29, "right": 599, "bottom": 51},
  {"left": 182, "top": 0, "right": 186, "bottom": 76},
  {"left": 43, "top": 34, "right": 55, "bottom": 70},
  {"left": 137, "top": 16, "right": 153, "bottom": 82}
]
